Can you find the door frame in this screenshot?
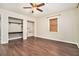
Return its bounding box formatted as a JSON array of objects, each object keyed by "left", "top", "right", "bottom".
[{"left": 27, "top": 20, "right": 35, "bottom": 37}]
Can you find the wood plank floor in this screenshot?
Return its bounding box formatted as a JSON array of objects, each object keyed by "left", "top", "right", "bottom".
[{"left": 0, "top": 37, "right": 79, "bottom": 56}]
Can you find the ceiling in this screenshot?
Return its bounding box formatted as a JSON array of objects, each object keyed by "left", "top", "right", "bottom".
[{"left": 0, "top": 3, "right": 77, "bottom": 18}]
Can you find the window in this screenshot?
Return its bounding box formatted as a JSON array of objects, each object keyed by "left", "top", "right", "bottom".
[{"left": 50, "top": 18, "right": 58, "bottom": 32}]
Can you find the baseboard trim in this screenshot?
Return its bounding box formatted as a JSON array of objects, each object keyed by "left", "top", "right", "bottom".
[
  {"left": 36, "top": 36, "right": 77, "bottom": 45},
  {"left": 1, "top": 41, "right": 8, "bottom": 44},
  {"left": 77, "top": 43, "right": 79, "bottom": 48},
  {"left": 27, "top": 36, "right": 35, "bottom": 38}
]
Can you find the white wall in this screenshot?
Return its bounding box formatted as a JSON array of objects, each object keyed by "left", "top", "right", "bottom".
[
  {"left": 77, "top": 7, "right": 79, "bottom": 47},
  {"left": 0, "top": 7, "right": 78, "bottom": 45},
  {"left": 1, "top": 13, "right": 8, "bottom": 43},
  {"left": 37, "top": 8, "right": 78, "bottom": 44},
  {"left": 0, "top": 15, "right": 1, "bottom": 41},
  {"left": 0, "top": 8, "right": 36, "bottom": 44}
]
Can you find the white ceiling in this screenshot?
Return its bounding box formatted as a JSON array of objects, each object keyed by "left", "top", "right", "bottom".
[{"left": 0, "top": 3, "right": 77, "bottom": 17}]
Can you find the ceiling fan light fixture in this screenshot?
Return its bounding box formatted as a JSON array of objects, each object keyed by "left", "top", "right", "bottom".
[{"left": 32, "top": 7, "right": 36, "bottom": 11}]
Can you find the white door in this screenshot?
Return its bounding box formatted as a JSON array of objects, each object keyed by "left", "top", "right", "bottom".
[{"left": 27, "top": 21, "right": 34, "bottom": 37}]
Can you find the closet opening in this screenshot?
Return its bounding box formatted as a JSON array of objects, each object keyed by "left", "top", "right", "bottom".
[
  {"left": 8, "top": 17, "right": 23, "bottom": 41},
  {"left": 27, "top": 21, "right": 35, "bottom": 39}
]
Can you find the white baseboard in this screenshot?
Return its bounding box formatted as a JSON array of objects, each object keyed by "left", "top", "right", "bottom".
[
  {"left": 1, "top": 40, "right": 8, "bottom": 44},
  {"left": 37, "top": 36, "right": 77, "bottom": 45},
  {"left": 9, "top": 37, "right": 22, "bottom": 40},
  {"left": 77, "top": 43, "right": 79, "bottom": 48}
]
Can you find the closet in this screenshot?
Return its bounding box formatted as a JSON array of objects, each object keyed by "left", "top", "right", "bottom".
[{"left": 8, "top": 17, "right": 23, "bottom": 40}]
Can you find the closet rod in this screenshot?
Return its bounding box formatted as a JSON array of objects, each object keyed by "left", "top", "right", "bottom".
[
  {"left": 8, "top": 17, "right": 23, "bottom": 20},
  {"left": 9, "top": 32, "right": 23, "bottom": 34},
  {"left": 9, "top": 22, "right": 22, "bottom": 24}
]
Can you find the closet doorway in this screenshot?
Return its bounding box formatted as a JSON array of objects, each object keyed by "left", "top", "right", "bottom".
[
  {"left": 8, "top": 17, "right": 23, "bottom": 41},
  {"left": 27, "top": 21, "right": 34, "bottom": 38}
]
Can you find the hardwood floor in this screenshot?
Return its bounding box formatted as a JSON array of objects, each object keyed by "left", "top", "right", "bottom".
[{"left": 0, "top": 37, "right": 79, "bottom": 56}]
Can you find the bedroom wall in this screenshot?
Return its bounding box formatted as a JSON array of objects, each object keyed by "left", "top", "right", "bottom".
[
  {"left": 77, "top": 7, "right": 79, "bottom": 48},
  {"left": 0, "top": 7, "right": 78, "bottom": 45},
  {"left": 0, "top": 15, "right": 1, "bottom": 41},
  {"left": 36, "top": 8, "right": 78, "bottom": 44},
  {"left": 0, "top": 8, "right": 36, "bottom": 44}
]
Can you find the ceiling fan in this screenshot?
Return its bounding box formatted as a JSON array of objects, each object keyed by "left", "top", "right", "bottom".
[{"left": 23, "top": 3, "right": 45, "bottom": 13}]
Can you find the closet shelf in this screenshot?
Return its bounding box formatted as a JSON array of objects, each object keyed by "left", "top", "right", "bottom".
[
  {"left": 9, "top": 22, "right": 22, "bottom": 24},
  {"left": 9, "top": 32, "right": 23, "bottom": 34}
]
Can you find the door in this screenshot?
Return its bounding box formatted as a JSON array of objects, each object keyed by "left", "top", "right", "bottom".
[{"left": 27, "top": 21, "right": 34, "bottom": 37}]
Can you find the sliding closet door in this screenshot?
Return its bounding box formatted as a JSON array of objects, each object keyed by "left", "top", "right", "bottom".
[{"left": 27, "top": 21, "right": 34, "bottom": 37}]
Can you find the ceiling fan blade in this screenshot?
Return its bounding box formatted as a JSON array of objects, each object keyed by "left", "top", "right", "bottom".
[
  {"left": 37, "top": 3, "right": 45, "bottom": 7},
  {"left": 30, "top": 3, "right": 34, "bottom": 7},
  {"left": 23, "top": 7, "right": 31, "bottom": 9},
  {"left": 37, "top": 8, "right": 43, "bottom": 12}
]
